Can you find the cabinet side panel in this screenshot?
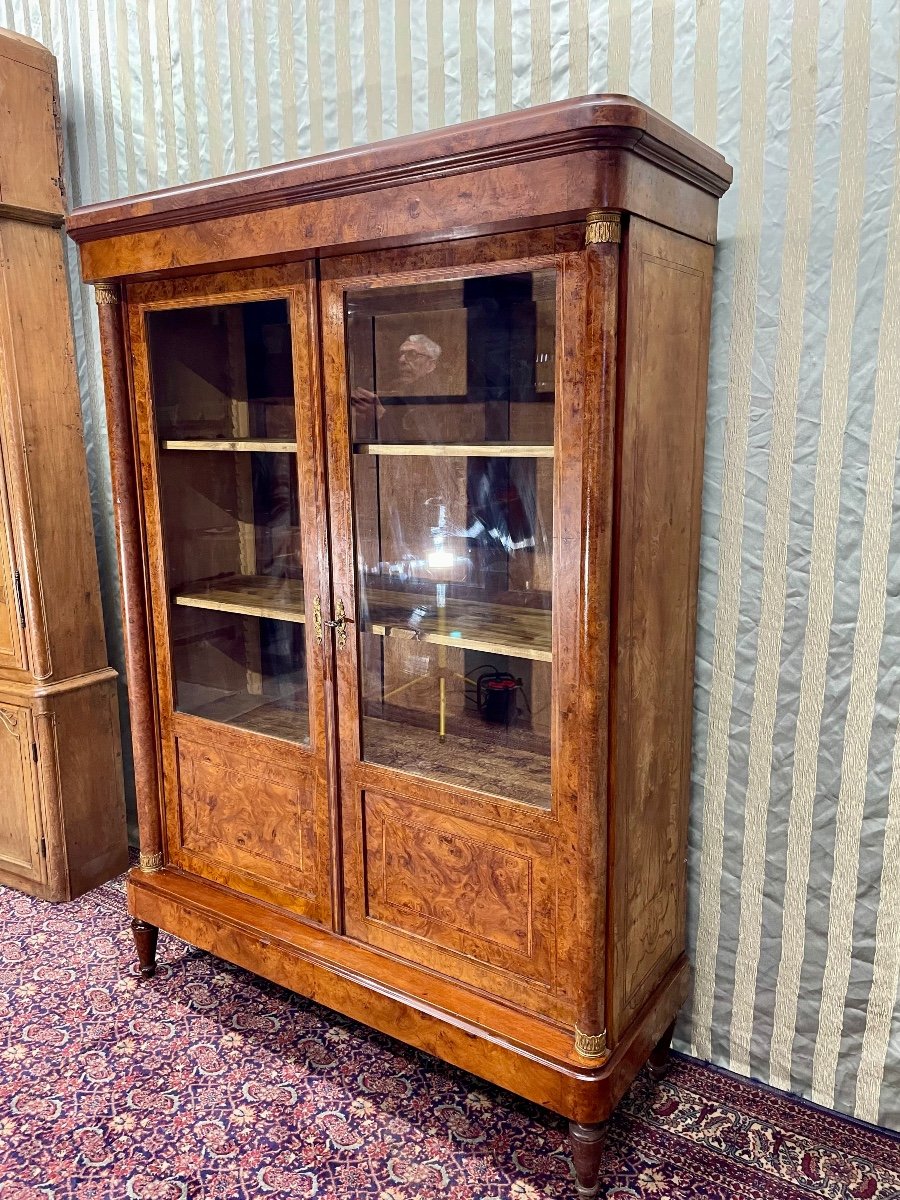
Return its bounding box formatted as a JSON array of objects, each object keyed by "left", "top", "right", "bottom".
[
  {"left": 0, "top": 219, "right": 107, "bottom": 681},
  {"left": 48, "top": 679, "right": 127, "bottom": 898},
  {"left": 611, "top": 217, "right": 714, "bottom": 1038}
]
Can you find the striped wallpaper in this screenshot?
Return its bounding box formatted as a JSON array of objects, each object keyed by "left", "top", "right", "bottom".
[{"left": 7, "top": 0, "right": 899, "bottom": 1132}]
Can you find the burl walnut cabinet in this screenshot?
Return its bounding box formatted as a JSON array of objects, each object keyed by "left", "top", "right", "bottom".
[
  {"left": 0, "top": 29, "right": 125, "bottom": 902},
  {"left": 69, "top": 96, "right": 731, "bottom": 1196}
]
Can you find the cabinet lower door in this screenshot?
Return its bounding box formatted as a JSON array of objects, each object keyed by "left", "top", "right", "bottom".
[
  {"left": 0, "top": 703, "right": 44, "bottom": 885},
  {"left": 322, "top": 243, "right": 588, "bottom": 1022},
  {"left": 130, "top": 267, "right": 333, "bottom": 923}
]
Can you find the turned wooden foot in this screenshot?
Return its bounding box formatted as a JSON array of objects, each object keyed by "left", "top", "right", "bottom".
[
  {"left": 647, "top": 1018, "right": 676, "bottom": 1080},
  {"left": 569, "top": 1121, "right": 608, "bottom": 1198},
  {"left": 131, "top": 918, "right": 159, "bottom": 979}
]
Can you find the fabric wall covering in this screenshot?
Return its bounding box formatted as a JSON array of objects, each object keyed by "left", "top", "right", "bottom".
[{"left": 4, "top": 0, "right": 897, "bottom": 1135}]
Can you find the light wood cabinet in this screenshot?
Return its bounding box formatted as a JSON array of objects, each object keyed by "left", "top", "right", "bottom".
[
  {"left": 0, "top": 703, "right": 41, "bottom": 884},
  {"left": 70, "top": 96, "right": 731, "bottom": 1196},
  {"left": 0, "top": 29, "right": 126, "bottom": 902}
]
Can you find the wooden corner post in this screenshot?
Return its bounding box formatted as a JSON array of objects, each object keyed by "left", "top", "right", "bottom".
[
  {"left": 93, "top": 280, "right": 163, "bottom": 874},
  {"left": 575, "top": 208, "right": 622, "bottom": 1064},
  {"left": 563, "top": 207, "right": 623, "bottom": 1198}
]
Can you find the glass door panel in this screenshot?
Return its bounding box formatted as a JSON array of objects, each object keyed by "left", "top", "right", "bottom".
[
  {"left": 345, "top": 270, "right": 555, "bottom": 807},
  {"left": 147, "top": 299, "right": 309, "bottom": 744}
]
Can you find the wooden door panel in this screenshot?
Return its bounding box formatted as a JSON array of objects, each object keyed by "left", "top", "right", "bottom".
[
  {"left": 347, "top": 787, "right": 561, "bottom": 1011},
  {"left": 0, "top": 704, "right": 43, "bottom": 883},
  {"left": 173, "top": 722, "right": 317, "bottom": 906}
]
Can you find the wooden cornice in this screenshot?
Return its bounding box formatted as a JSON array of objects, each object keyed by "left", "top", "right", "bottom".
[{"left": 67, "top": 94, "right": 732, "bottom": 245}]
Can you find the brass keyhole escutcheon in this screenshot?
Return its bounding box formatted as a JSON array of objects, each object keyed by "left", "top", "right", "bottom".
[
  {"left": 314, "top": 596, "right": 351, "bottom": 650},
  {"left": 331, "top": 598, "right": 350, "bottom": 651}
]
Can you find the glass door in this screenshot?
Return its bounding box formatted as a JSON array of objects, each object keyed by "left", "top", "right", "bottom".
[
  {"left": 147, "top": 298, "right": 309, "bottom": 743},
  {"left": 322, "top": 244, "right": 581, "bottom": 1020},
  {"left": 131, "top": 268, "right": 332, "bottom": 923},
  {"left": 345, "top": 270, "right": 555, "bottom": 807}
]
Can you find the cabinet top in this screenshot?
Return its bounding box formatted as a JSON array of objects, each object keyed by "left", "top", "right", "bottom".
[
  {"left": 0, "top": 26, "right": 55, "bottom": 73},
  {"left": 68, "top": 94, "right": 731, "bottom": 247},
  {"left": 0, "top": 27, "right": 64, "bottom": 222}
]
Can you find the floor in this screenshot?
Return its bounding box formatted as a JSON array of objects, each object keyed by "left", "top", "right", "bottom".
[{"left": 1, "top": 869, "right": 899, "bottom": 1199}]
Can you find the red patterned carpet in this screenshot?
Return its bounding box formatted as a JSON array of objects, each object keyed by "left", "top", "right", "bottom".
[{"left": 1, "top": 869, "right": 899, "bottom": 1199}]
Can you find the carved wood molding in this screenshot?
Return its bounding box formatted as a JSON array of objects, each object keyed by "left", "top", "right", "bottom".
[{"left": 0, "top": 706, "right": 19, "bottom": 736}]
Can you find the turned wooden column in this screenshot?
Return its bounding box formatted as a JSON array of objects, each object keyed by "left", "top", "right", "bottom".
[
  {"left": 571, "top": 209, "right": 622, "bottom": 1067},
  {"left": 94, "top": 280, "right": 163, "bottom": 874}
]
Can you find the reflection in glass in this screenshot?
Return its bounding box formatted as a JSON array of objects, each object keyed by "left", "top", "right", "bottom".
[
  {"left": 147, "top": 299, "right": 309, "bottom": 744},
  {"left": 346, "top": 271, "right": 555, "bottom": 807}
]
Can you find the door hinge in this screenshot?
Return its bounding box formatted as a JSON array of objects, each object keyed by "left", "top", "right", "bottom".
[
  {"left": 13, "top": 571, "right": 25, "bottom": 629},
  {"left": 31, "top": 741, "right": 38, "bottom": 763},
  {"left": 39, "top": 836, "right": 46, "bottom": 858}
]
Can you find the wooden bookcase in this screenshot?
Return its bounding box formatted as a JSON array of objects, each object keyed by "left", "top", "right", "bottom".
[
  {"left": 0, "top": 29, "right": 126, "bottom": 902},
  {"left": 69, "top": 96, "right": 731, "bottom": 1196}
]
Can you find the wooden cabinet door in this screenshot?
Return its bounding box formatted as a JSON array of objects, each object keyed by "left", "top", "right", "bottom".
[
  {"left": 0, "top": 442, "right": 26, "bottom": 672},
  {"left": 128, "top": 264, "right": 335, "bottom": 925},
  {"left": 320, "top": 230, "right": 609, "bottom": 1024},
  {"left": 0, "top": 703, "right": 44, "bottom": 884}
]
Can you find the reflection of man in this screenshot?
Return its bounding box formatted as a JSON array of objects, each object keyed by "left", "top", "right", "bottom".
[
  {"left": 396, "top": 333, "right": 442, "bottom": 384},
  {"left": 351, "top": 332, "right": 444, "bottom": 418}
]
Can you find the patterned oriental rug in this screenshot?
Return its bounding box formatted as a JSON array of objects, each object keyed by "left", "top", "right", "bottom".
[{"left": 1, "top": 870, "right": 899, "bottom": 1199}]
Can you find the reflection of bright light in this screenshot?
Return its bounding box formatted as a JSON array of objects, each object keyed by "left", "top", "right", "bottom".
[{"left": 426, "top": 548, "right": 455, "bottom": 574}]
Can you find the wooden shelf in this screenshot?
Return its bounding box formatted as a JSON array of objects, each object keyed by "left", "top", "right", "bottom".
[
  {"left": 364, "top": 586, "right": 551, "bottom": 662},
  {"left": 354, "top": 442, "right": 554, "bottom": 458},
  {"left": 185, "top": 692, "right": 309, "bottom": 743},
  {"left": 174, "top": 574, "right": 306, "bottom": 623},
  {"left": 173, "top": 575, "right": 551, "bottom": 660},
  {"left": 363, "top": 716, "right": 551, "bottom": 809},
  {"left": 162, "top": 438, "right": 297, "bottom": 453}
]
